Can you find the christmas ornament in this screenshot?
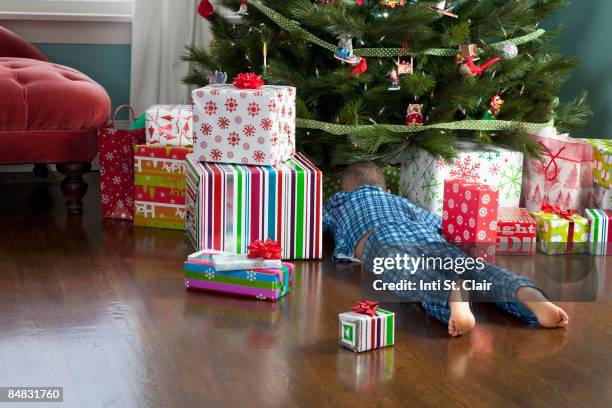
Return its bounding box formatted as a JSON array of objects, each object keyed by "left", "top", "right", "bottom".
[
  {"left": 351, "top": 58, "right": 368, "bottom": 76},
  {"left": 197, "top": 0, "right": 214, "bottom": 19},
  {"left": 406, "top": 104, "right": 424, "bottom": 126},
  {"left": 459, "top": 44, "right": 479, "bottom": 61},
  {"left": 430, "top": 1, "right": 458, "bottom": 18},
  {"left": 381, "top": 0, "right": 406, "bottom": 7},
  {"left": 396, "top": 42, "right": 414, "bottom": 75},
  {"left": 237, "top": 0, "right": 248, "bottom": 16},
  {"left": 499, "top": 42, "right": 519, "bottom": 59},
  {"left": 483, "top": 95, "right": 504, "bottom": 120},
  {"left": 334, "top": 34, "right": 362, "bottom": 65},
  {"left": 387, "top": 66, "right": 400, "bottom": 91},
  {"left": 456, "top": 55, "right": 500, "bottom": 77},
  {"left": 207, "top": 71, "right": 228, "bottom": 85}
]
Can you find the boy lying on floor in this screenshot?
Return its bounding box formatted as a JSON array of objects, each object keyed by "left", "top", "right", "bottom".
[{"left": 323, "top": 161, "right": 569, "bottom": 337}]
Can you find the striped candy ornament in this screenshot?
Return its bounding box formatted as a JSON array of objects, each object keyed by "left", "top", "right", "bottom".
[
  {"left": 184, "top": 252, "right": 294, "bottom": 301},
  {"left": 185, "top": 153, "right": 323, "bottom": 260},
  {"left": 339, "top": 310, "right": 395, "bottom": 353},
  {"left": 585, "top": 209, "right": 612, "bottom": 256}
]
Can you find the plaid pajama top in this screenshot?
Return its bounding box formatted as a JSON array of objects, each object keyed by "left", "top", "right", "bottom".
[{"left": 323, "top": 185, "right": 444, "bottom": 261}]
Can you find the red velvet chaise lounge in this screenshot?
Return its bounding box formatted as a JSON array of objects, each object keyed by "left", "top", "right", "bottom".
[{"left": 0, "top": 26, "right": 111, "bottom": 214}]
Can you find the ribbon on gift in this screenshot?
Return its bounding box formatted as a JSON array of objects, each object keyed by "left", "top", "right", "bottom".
[
  {"left": 351, "top": 300, "right": 380, "bottom": 316},
  {"left": 538, "top": 141, "right": 567, "bottom": 182},
  {"left": 212, "top": 253, "right": 282, "bottom": 271},
  {"left": 233, "top": 73, "right": 265, "bottom": 89},
  {"left": 541, "top": 202, "right": 578, "bottom": 250},
  {"left": 247, "top": 239, "right": 282, "bottom": 260}
]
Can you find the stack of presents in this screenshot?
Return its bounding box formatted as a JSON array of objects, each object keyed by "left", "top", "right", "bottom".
[
  {"left": 98, "top": 72, "right": 612, "bottom": 353},
  {"left": 98, "top": 73, "right": 323, "bottom": 305}
]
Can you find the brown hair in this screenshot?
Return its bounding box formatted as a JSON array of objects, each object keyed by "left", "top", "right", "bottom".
[{"left": 341, "top": 161, "right": 386, "bottom": 192}]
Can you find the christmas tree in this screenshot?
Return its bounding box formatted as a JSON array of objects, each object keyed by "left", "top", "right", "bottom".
[{"left": 183, "top": 0, "right": 591, "bottom": 171}]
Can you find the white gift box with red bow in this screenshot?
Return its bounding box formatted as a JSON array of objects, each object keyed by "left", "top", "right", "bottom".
[{"left": 191, "top": 84, "right": 296, "bottom": 166}]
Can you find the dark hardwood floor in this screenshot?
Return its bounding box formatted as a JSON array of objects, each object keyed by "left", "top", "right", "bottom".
[{"left": 1, "top": 173, "right": 611, "bottom": 408}]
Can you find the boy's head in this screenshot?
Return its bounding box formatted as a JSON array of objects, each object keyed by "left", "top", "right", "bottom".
[{"left": 341, "top": 161, "right": 386, "bottom": 192}]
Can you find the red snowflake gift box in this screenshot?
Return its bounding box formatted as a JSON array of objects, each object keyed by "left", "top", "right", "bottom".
[
  {"left": 496, "top": 207, "right": 537, "bottom": 256},
  {"left": 521, "top": 129, "right": 594, "bottom": 212},
  {"left": 441, "top": 179, "right": 500, "bottom": 263},
  {"left": 192, "top": 83, "right": 296, "bottom": 166},
  {"left": 145, "top": 105, "right": 194, "bottom": 147}
]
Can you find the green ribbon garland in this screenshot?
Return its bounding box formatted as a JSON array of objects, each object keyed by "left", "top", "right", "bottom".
[
  {"left": 249, "top": 0, "right": 546, "bottom": 57},
  {"left": 296, "top": 118, "right": 552, "bottom": 135}
]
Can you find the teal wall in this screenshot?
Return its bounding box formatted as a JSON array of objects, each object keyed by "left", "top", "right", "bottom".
[
  {"left": 34, "top": 44, "right": 131, "bottom": 121},
  {"left": 547, "top": 1, "right": 612, "bottom": 139}
]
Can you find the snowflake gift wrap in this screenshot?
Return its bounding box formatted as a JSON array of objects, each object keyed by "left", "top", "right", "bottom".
[
  {"left": 400, "top": 142, "right": 523, "bottom": 215},
  {"left": 184, "top": 251, "right": 294, "bottom": 301},
  {"left": 441, "top": 180, "right": 500, "bottom": 263},
  {"left": 192, "top": 84, "right": 296, "bottom": 166}
]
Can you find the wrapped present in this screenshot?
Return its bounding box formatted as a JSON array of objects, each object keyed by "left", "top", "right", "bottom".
[
  {"left": 98, "top": 105, "right": 146, "bottom": 220},
  {"left": 441, "top": 180, "right": 499, "bottom": 263},
  {"left": 522, "top": 130, "right": 594, "bottom": 212},
  {"left": 184, "top": 251, "right": 294, "bottom": 301},
  {"left": 531, "top": 203, "right": 589, "bottom": 255},
  {"left": 145, "top": 105, "right": 194, "bottom": 146},
  {"left": 339, "top": 301, "right": 395, "bottom": 353},
  {"left": 400, "top": 142, "right": 523, "bottom": 215},
  {"left": 185, "top": 152, "right": 323, "bottom": 260},
  {"left": 496, "top": 207, "right": 537, "bottom": 256},
  {"left": 134, "top": 145, "right": 192, "bottom": 230},
  {"left": 594, "top": 184, "right": 612, "bottom": 210},
  {"left": 192, "top": 74, "right": 295, "bottom": 166},
  {"left": 585, "top": 209, "right": 612, "bottom": 256},
  {"left": 577, "top": 138, "right": 612, "bottom": 188}
]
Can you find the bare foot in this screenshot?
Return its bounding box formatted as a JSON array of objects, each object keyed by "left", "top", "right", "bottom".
[
  {"left": 448, "top": 282, "right": 476, "bottom": 337},
  {"left": 518, "top": 287, "right": 570, "bottom": 329}
]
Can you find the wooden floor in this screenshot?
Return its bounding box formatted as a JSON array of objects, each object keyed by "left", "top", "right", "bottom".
[{"left": 1, "top": 173, "right": 611, "bottom": 408}]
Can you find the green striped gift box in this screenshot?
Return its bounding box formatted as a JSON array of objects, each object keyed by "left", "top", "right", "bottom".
[
  {"left": 339, "top": 309, "right": 395, "bottom": 353},
  {"left": 585, "top": 209, "right": 612, "bottom": 255}
]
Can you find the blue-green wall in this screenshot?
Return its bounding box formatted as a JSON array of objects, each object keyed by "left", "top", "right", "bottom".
[
  {"left": 35, "top": 44, "right": 131, "bottom": 120},
  {"left": 548, "top": 1, "right": 612, "bottom": 139}
]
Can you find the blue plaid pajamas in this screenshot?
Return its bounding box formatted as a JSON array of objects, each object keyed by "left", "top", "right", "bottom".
[{"left": 324, "top": 186, "right": 543, "bottom": 325}]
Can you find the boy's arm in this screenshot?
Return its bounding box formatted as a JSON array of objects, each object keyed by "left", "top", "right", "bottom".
[
  {"left": 323, "top": 192, "right": 349, "bottom": 232},
  {"left": 401, "top": 197, "right": 442, "bottom": 230}
]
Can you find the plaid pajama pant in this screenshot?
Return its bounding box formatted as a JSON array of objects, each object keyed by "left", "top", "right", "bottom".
[{"left": 362, "top": 222, "right": 543, "bottom": 325}]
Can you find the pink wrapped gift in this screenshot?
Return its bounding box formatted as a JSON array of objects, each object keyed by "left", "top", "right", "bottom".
[{"left": 521, "top": 130, "right": 595, "bottom": 212}]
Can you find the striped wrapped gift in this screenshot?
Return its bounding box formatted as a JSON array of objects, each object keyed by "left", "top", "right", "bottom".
[
  {"left": 586, "top": 209, "right": 612, "bottom": 255},
  {"left": 185, "top": 153, "right": 323, "bottom": 260},
  {"left": 184, "top": 252, "right": 294, "bottom": 301},
  {"left": 339, "top": 309, "right": 395, "bottom": 353}
]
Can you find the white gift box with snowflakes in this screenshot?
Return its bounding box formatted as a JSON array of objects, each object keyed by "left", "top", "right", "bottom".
[
  {"left": 145, "top": 105, "right": 194, "bottom": 146},
  {"left": 400, "top": 142, "right": 524, "bottom": 215},
  {"left": 191, "top": 84, "right": 296, "bottom": 166}
]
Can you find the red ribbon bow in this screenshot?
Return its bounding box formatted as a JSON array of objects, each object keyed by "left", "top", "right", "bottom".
[
  {"left": 541, "top": 202, "right": 577, "bottom": 221},
  {"left": 538, "top": 141, "right": 567, "bottom": 182},
  {"left": 351, "top": 300, "right": 380, "bottom": 316},
  {"left": 247, "top": 239, "right": 282, "bottom": 260},
  {"left": 233, "top": 73, "right": 265, "bottom": 89}
]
